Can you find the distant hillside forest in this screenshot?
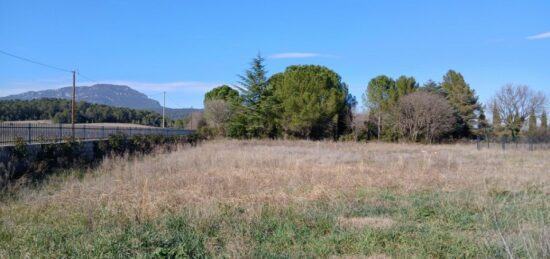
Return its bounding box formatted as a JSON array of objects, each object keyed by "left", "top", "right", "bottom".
[{"left": 0, "top": 98, "right": 189, "bottom": 128}]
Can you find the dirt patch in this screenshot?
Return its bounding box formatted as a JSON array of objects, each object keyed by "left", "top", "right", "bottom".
[{"left": 338, "top": 216, "right": 396, "bottom": 229}]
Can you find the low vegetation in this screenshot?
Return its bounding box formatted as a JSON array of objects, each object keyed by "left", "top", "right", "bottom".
[
  {"left": 0, "top": 134, "right": 200, "bottom": 189},
  {"left": 1, "top": 140, "right": 548, "bottom": 257}
]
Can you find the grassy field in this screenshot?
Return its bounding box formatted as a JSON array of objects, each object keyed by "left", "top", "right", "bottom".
[{"left": 1, "top": 140, "right": 549, "bottom": 258}]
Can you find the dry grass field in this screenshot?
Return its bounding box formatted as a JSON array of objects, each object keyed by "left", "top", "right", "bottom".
[{"left": 1, "top": 140, "right": 549, "bottom": 258}]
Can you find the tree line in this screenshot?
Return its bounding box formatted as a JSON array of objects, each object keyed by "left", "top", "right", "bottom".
[
  {"left": 201, "top": 55, "right": 355, "bottom": 140},
  {"left": 0, "top": 98, "right": 186, "bottom": 127},
  {"left": 201, "top": 55, "right": 549, "bottom": 142}
]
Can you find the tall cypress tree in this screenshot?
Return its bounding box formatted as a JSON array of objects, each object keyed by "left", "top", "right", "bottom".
[{"left": 441, "top": 70, "right": 480, "bottom": 138}]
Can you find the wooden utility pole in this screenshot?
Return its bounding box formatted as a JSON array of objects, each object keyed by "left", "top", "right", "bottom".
[
  {"left": 162, "top": 91, "right": 166, "bottom": 128},
  {"left": 71, "top": 71, "right": 76, "bottom": 139}
]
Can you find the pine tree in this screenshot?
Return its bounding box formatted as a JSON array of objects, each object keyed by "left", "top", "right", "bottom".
[
  {"left": 441, "top": 70, "right": 480, "bottom": 138},
  {"left": 230, "top": 54, "right": 272, "bottom": 138},
  {"left": 394, "top": 76, "right": 418, "bottom": 101},
  {"left": 420, "top": 80, "right": 443, "bottom": 95},
  {"left": 236, "top": 53, "right": 268, "bottom": 107},
  {"left": 272, "top": 65, "right": 348, "bottom": 139}
]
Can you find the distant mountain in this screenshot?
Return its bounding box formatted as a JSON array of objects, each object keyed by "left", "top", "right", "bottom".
[
  {"left": 0, "top": 84, "right": 161, "bottom": 109},
  {"left": 0, "top": 84, "right": 201, "bottom": 119}
]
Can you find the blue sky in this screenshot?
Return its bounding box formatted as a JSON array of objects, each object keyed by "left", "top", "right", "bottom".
[{"left": 1, "top": 0, "right": 549, "bottom": 109}]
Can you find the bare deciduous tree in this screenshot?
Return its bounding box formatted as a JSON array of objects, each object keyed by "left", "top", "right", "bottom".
[
  {"left": 204, "top": 100, "right": 233, "bottom": 136},
  {"left": 491, "top": 84, "right": 546, "bottom": 138},
  {"left": 394, "top": 92, "right": 455, "bottom": 143},
  {"left": 185, "top": 111, "right": 205, "bottom": 130}
]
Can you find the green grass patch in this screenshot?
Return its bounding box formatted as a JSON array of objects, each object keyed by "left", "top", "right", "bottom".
[{"left": 1, "top": 187, "right": 548, "bottom": 257}]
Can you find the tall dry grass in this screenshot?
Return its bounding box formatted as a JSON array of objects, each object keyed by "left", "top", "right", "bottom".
[
  {"left": 2, "top": 140, "right": 549, "bottom": 257},
  {"left": 11, "top": 140, "right": 549, "bottom": 220}
]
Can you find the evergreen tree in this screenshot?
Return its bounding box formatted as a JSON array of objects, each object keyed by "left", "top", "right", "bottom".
[
  {"left": 441, "top": 70, "right": 480, "bottom": 138},
  {"left": 419, "top": 80, "right": 444, "bottom": 95},
  {"left": 541, "top": 110, "right": 548, "bottom": 131},
  {"left": 271, "top": 65, "right": 348, "bottom": 139},
  {"left": 229, "top": 54, "right": 274, "bottom": 138},
  {"left": 394, "top": 76, "right": 418, "bottom": 101},
  {"left": 236, "top": 53, "right": 268, "bottom": 107},
  {"left": 204, "top": 85, "right": 241, "bottom": 105}
]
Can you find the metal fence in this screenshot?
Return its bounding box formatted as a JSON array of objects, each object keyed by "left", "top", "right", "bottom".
[
  {"left": 0, "top": 123, "right": 194, "bottom": 145},
  {"left": 474, "top": 135, "right": 550, "bottom": 151}
]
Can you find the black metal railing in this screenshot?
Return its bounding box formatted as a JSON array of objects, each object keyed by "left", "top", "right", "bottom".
[
  {"left": 0, "top": 123, "right": 194, "bottom": 145},
  {"left": 474, "top": 135, "right": 550, "bottom": 151}
]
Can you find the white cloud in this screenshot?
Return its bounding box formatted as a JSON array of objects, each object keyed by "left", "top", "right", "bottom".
[
  {"left": 269, "top": 52, "right": 322, "bottom": 59},
  {"left": 526, "top": 31, "right": 550, "bottom": 40}
]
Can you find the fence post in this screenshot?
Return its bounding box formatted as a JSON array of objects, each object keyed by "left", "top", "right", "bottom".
[
  {"left": 102, "top": 126, "right": 105, "bottom": 139},
  {"left": 476, "top": 135, "right": 480, "bottom": 150},
  {"left": 501, "top": 136, "right": 506, "bottom": 151},
  {"left": 27, "top": 123, "right": 32, "bottom": 144},
  {"left": 82, "top": 125, "right": 86, "bottom": 140}
]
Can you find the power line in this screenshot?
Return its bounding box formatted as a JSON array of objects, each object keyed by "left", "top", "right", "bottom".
[
  {"left": 0, "top": 49, "right": 72, "bottom": 73},
  {"left": 76, "top": 71, "right": 98, "bottom": 83},
  {"left": 0, "top": 49, "right": 101, "bottom": 84}
]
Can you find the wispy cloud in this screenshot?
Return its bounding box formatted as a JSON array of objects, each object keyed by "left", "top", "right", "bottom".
[
  {"left": 269, "top": 52, "right": 323, "bottom": 59},
  {"left": 526, "top": 31, "right": 550, "bottom": 40}
]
